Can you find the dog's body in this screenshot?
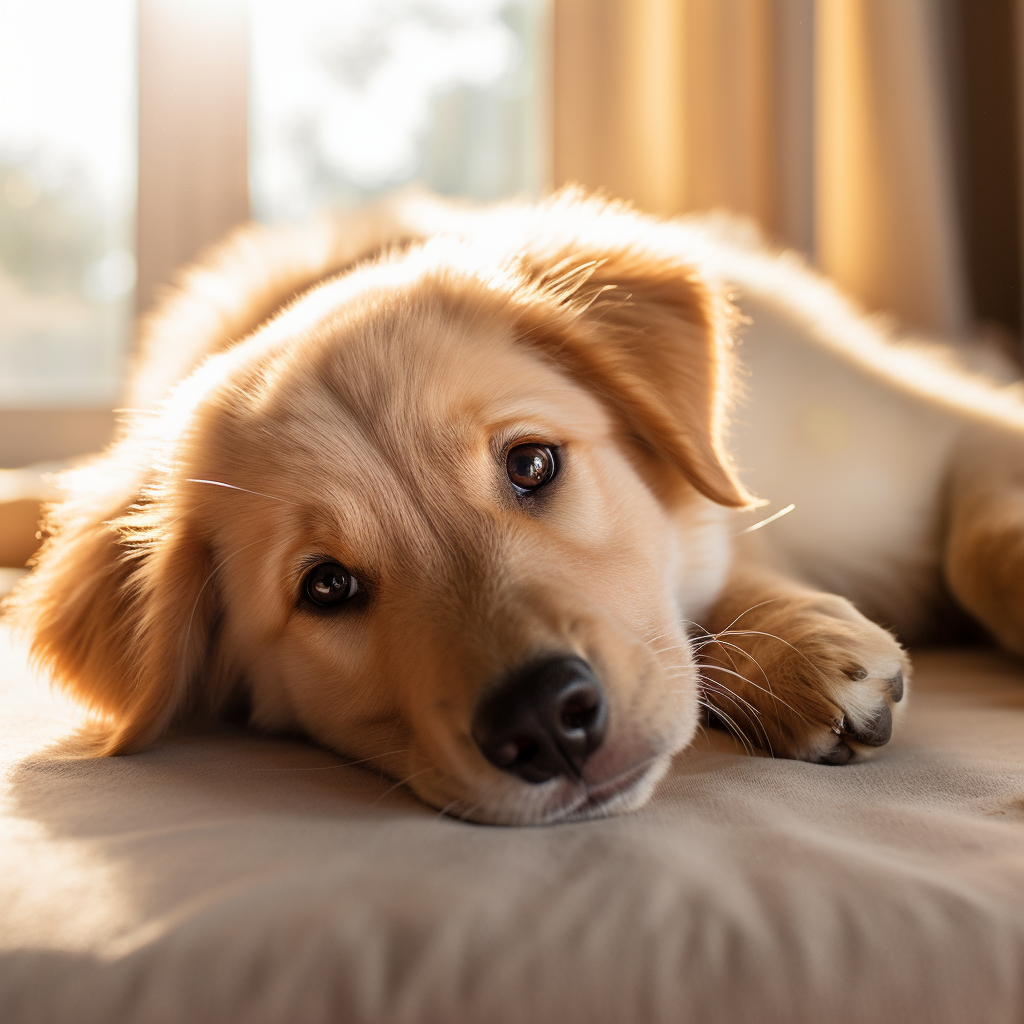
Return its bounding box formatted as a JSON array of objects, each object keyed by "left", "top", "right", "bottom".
[
  {"left": 728, "top": 261, "right": 982, "bottom": 638},
  {"left": 10, "top": 190, "right": 1024, "bottom": 824}
]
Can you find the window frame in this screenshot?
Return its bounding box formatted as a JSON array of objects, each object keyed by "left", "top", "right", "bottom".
[{"left": 0, "top": 0, "right": 249, "bottom": 467}]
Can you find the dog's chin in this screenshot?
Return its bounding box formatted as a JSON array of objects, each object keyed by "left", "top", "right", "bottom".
[
  {"left": 420, "top": 751, "right": 675, "bottom": 827},
  {"left": 555, "top": 752, "right": 674, "bottom": 823}
]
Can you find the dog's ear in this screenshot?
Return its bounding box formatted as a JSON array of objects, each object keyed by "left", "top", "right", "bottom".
[
  {"left": 6, "top": 464, "right": 218, "bottom": 755},
  {"left": 513, "top": 214, "right": 754, "bottom": 508}
]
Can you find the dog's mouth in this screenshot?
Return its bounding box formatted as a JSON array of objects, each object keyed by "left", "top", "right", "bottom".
[
  {"left": 416, "top": 752, "right": 667, "bottom": 827},
  {"left": 460, "top": 755, "right": 668, "bottom": 826},
  {"left": 410, "top": 649, "right": 699, "bottom": 825},
  {"left": 556, "top": 756, "right": 665, "bottom": 822}
]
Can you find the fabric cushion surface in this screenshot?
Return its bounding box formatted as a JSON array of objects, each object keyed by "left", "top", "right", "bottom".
[{"left": 3, "top": 627, "right": 1024, "bottom": 1024}]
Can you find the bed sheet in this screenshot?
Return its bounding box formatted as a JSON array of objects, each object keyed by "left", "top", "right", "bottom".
[{"left": 3, "top": 630, "right": 1024, "bottom": 1024}]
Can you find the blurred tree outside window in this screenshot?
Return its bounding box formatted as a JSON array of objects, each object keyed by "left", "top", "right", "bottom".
[
  {"left": 249, "top": 0, "right": 547, "bottom": 223},
  {"left": 0, "top": 0, "right": 546, "bottom": 417},
  {"left": 0, "top": 0, "right": 136, "bottom": 408}
]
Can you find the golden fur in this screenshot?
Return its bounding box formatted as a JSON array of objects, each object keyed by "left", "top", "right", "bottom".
[{"left": 7, "top": 189, "right": 1024, "bottom": 824}]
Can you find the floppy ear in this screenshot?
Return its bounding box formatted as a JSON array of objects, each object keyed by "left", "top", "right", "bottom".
[
  {"left": 5, "top": 465, "right": 218, "bottom": 756},
  {"left": 511, "top": 206, "right": 755, "bottom": 508}
]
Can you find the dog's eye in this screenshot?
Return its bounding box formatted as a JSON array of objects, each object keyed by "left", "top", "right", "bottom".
[
  {"left": 506, "top": 444, "right": 557, "bottom": 492},
  {"left": 304, "top": 562, "right": 359, "bottom": 607}
]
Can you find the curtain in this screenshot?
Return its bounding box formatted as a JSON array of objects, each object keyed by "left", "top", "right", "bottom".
[{"left": 552, "top": 0, "right": 1021, "bottom": 341}]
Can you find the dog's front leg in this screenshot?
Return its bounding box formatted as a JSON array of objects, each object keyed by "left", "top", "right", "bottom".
[{"left": 695, "top": 560, "right": 910, "bottom": 763}]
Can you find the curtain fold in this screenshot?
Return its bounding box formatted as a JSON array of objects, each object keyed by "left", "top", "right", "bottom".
[
  {"left": 816, "top": 0, "right": 967, "bottom": 335},
  {"left": 552, "top": 0, "right": 975, "bottom": 338}
]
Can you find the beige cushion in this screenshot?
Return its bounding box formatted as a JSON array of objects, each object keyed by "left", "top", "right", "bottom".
[{"left": 3, "top": 629, "right": 1024, "bottom": 1024}]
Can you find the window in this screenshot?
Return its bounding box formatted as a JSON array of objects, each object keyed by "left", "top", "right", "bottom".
[
  {"left": 0, "top": 0, "right": 547, "bottom": 468},
  {"left": 249, "top": 0, "right": 547, "bottom": 223},
  {"left": 0, "top": 0, "right": 136, "bottom": 409}
]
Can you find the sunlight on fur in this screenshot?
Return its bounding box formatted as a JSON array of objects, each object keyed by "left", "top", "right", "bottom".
[{"left": 7, "top": 189, "right": 1024, "bottom": 824}]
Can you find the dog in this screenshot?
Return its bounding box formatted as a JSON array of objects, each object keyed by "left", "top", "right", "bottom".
[{"left": 8, "top": 189, "right": 1024, "bottom": 825}]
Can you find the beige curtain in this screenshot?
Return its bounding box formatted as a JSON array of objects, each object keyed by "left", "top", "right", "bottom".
[{"left": 553, "top": 0, "right": 970, "bottom": 337}]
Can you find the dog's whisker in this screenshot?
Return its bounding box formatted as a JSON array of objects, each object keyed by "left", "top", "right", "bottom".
[
  {"left": 696, "top": 627, "right": 813, "bottom": 732},
  {"left": 185, "top": 478, "right": 304, "bottom": 507},
  {"left": 442, "top": 776, "right": 505, "bottom": 824},
  {"left": 699, "top": 677, "right": 775, "bottom": 754},
  {"left": 646, "top": 626, "right": 690, "bottom": 646},
  {"left": 700, "top": 677, "right": 769, "bottom": 734},
  {"left": 695, "top": 660, "right": 770, "bottom": 692},
  {"left": 697, "top": 698, "right": 755, "bottom": 756},
  {"left": 456, "top": 800, "right": 486, "bottom": 823},
  {"left": 680, "top": 619, "right": 718, "bottom": 640},
  {"left": 181, "top": 535, "right": 271, "bottom": 670},
  {"left": 708, "top": 628, "right": 823, "bottom": 686},
  {"left": 705, "top": 626, "right": 810, "bottom": 666},
  {"left": 715, "top": 599, "right": 786, "bottom": 637},
  {"left": 375, "top": 765, "right": 438, "bottom": 803},
  {"left": 701, "top": 638, "right": 772, "bottom": 679},
  {"left": 738, "top": 503, "right": 796, "bottom": 535},
  {"left": 697, "top": 644, "right": 806, "bottom": 723},
  {"left": 698, "top": 675, "right": 763, "bottom": 719},
  {"left": 702, "top": 701, "right": 759, "bottom": 757},
  {"left": 650, "top": 643, "right": 693, "bottom": 658},
  {"left": 700, "top": 662, "right": 812, "bottom": 731},
  {"left": 693, "top": 633, "right": 746, "bottom": 679},
  {"left": 434, "top": 798, "right": 465, "bottom": 821}
]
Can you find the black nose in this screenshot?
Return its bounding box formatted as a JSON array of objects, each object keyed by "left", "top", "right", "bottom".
[{"left": 471, "top": 655, "right": 608, "bottom": 784}]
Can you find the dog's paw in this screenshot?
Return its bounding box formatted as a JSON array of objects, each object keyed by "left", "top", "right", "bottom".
[
  {"left": 699, "top": 592, "right": 910, "bottom": 764},
  {"left": 798, "top": 658, "right": 906, "bottom": 765}
]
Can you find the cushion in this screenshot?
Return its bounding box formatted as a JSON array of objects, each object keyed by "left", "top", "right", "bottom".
[{"left": 3, "top": 628, "right": 1024, "bottom": 1024}]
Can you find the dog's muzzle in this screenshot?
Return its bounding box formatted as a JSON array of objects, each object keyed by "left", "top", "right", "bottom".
[{"left": 471, "top": 655, "right": 608, "bottom": 783}]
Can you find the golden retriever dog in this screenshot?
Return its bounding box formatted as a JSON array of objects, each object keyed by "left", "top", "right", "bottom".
[{"left": 8, "top": 189, "right": 1024, "bottom": 825}]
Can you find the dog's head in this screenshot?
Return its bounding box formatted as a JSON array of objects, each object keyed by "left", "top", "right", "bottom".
[{"left": 11, "top": 196, "right": 753, "bottom": 824}]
